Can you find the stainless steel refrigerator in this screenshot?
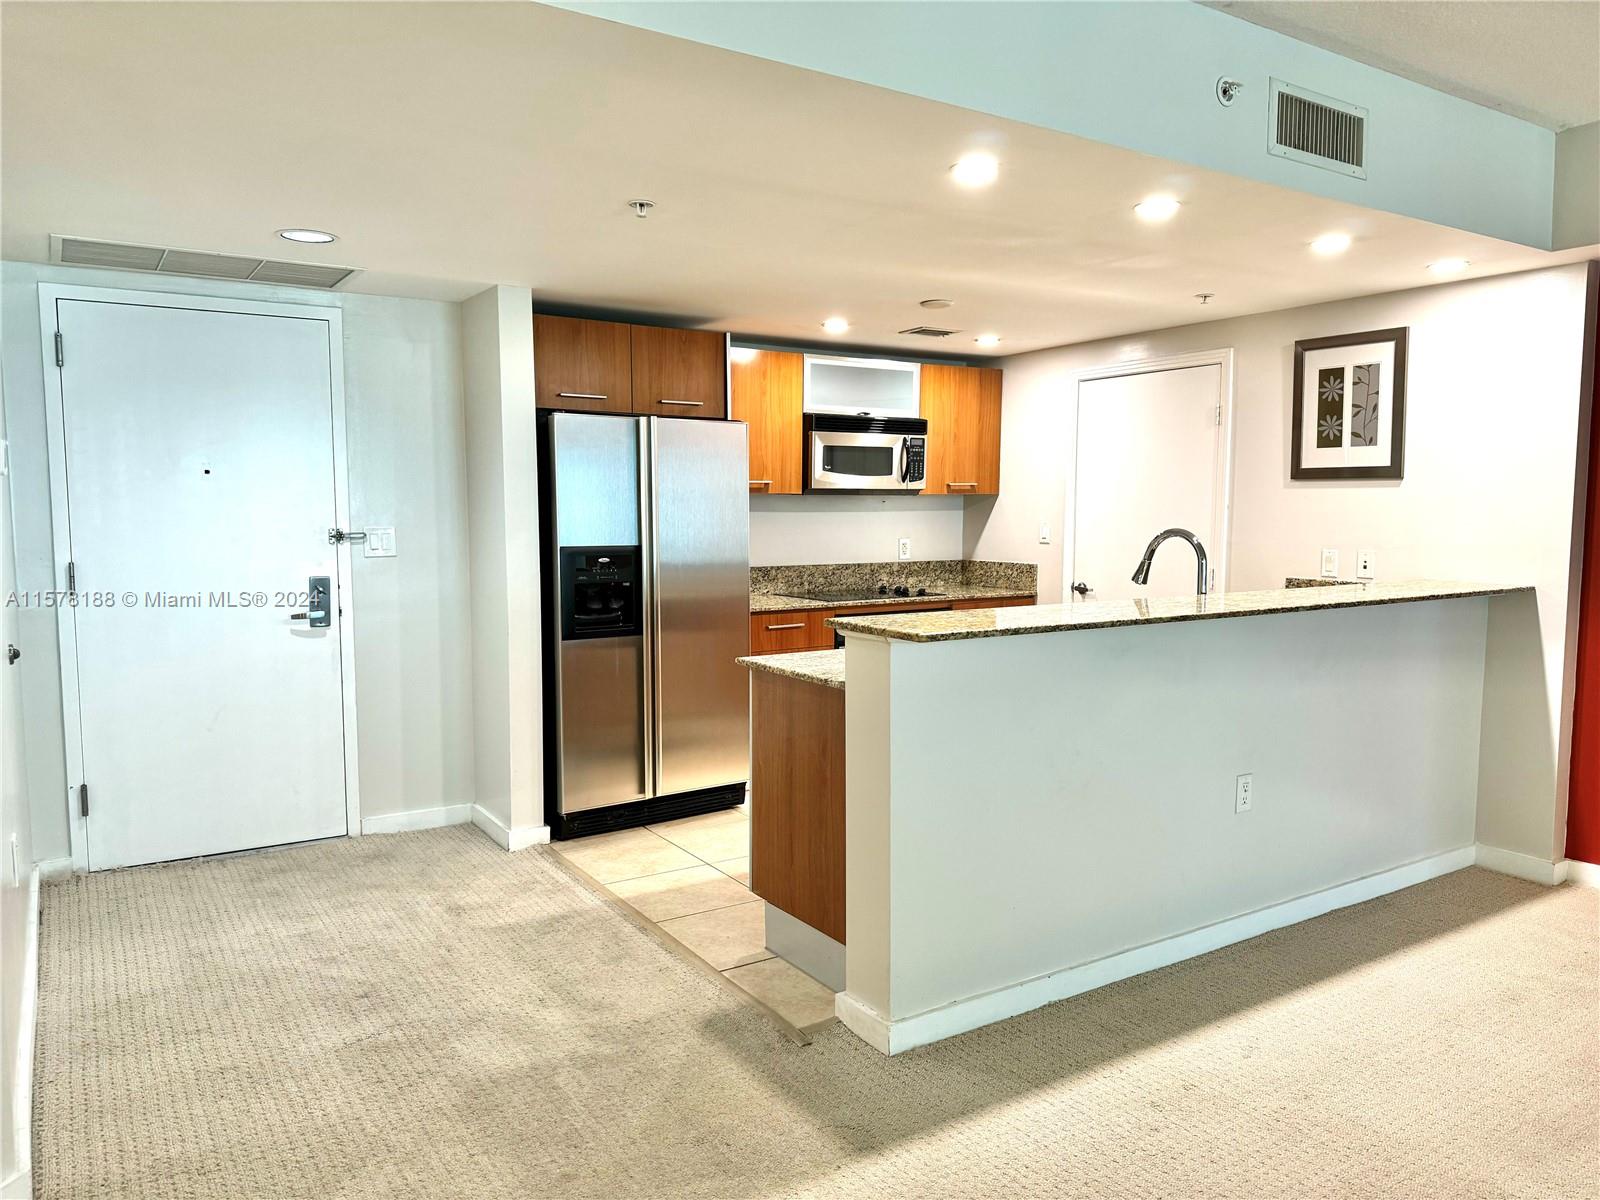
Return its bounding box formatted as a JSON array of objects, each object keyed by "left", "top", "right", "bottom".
[{"left": 539, "top": 413, "right": 750, "bottom": 838}]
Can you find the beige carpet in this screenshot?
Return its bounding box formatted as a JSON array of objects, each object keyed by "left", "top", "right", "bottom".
[{"left": 33, "top": 827, "right": 1598, "bottom": 1200}]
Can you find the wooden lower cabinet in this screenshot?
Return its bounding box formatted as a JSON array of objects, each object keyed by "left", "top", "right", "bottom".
[
  {"left": 951, "top": 595, "right": 1036, "bottom": 610},
  {"left": 750, "top": 671, "right": 845, "bottom": 943},
  {"left": 748, "top": 596, "right": 1033, "bottom": 653},
  {"left": 749, "top": 611, "right": 828, "bottom": 654}
]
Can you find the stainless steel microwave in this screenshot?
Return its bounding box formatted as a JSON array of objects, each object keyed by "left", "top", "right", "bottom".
[{"left": 804, "top": 414, "right": 927, "bottom": 492}]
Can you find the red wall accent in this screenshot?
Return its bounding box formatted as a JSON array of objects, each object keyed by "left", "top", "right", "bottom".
[{"left": 1566, "top": 263, "right": 1600, "bottom": 866}]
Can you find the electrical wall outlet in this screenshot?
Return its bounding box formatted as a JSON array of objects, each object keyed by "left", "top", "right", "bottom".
[
  {"left": 363, "top": 527, "right": 397, "bottom": 558},
  {"left": 898, "top": 537, "right": 911, "bottom": 561},
  {"left": 1320, "top": 547, "right": 1339, "bottom": 578},
  {"left": 1038, "top": 523, "right": 1051, "bottom": 545},
  {"left": 1235, "top": 773, "right": 1253, "bottom": 814},
  {"left": 1356, "top": 549, "right": 1375, "bottom": 580}
]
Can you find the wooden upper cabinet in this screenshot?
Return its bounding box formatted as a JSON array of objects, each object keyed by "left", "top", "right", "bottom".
[
  {"left": 730, "top": 350, "right": 804, "bottom": 493},
  {"left": 920, "top": 363, "right": 1002, "bottom": 495},
  {"left": 533, "top": 314, "right": 633, "bottom": 413},
  {"left": 630, "top": 325, "right": 727, "bottom": 419}
]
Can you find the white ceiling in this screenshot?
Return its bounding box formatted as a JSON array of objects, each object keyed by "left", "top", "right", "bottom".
[
  {"left": 1205, "top": 0, "right": 1600, "bottom": 131},
  {"left": 0, "top": 2, "right": 1590, "bottom": 357}
]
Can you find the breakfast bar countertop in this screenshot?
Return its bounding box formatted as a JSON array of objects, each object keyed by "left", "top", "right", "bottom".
[
  {"left": 737, "top": 648, "right": 845, "bottom": 689},
  {"left": 827, "top": 580, "right": 1532, "bottom": 643}
]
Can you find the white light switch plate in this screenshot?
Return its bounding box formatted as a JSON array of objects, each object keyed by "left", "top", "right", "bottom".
[
  {"left": 1320, "top": 548, "right": 1339, "bottom": 578},
  {"left": 363, "top": 527, "right": 397, "bottom": 558},
  {"left": 1356, "top": 549, "right": 1375, "bottom": 580},
  {"left": 1038, "top": 523, "right": 1050, "bottom": 545}
]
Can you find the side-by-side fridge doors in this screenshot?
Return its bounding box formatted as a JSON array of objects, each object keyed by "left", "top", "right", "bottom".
[{"left": 648, "top": 417, "right": 751, "bottom": 796}]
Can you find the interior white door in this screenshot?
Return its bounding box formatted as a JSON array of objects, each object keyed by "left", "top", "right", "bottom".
[
  {"left": 1071, "top": 364, "right": 1223, "bottom": 603},
  {"left": 56, "top": 298, "right": 348, "bottom": 869}
]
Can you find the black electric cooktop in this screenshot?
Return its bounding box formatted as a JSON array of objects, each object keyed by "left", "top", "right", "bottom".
[{"left": 789, "top": 585, "right": 948, "bottom": 603}]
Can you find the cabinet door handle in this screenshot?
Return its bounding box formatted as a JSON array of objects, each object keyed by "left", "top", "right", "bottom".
[
  {"left": 765, "top": 622, "right": 805, "bottom": 631},
  {"left": 557, "top": 392, "right": 608, "bottom": 401},
  {"left": 749, "top": 479, "right": 773, "bottom": 486},
  {"left": 658, "top": 399, "right": 705, "bottom": 407},
  {"left": 948, "top": 481, "right": 978, "bottom": 489}
]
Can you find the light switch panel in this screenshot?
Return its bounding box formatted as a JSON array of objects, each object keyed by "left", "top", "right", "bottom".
[
  {"left": 363, "top": 527, "right": 397, "bottom": 558},
  {"left": 1320, "top": 548, "right": 1339, "bottom": 578}
]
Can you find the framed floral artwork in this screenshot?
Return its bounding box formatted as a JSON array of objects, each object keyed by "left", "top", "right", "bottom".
[{"left": 1290, "top": 327, "right": 1408, "bottom": 480}]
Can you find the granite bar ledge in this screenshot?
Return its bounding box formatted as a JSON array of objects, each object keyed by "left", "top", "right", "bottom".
[
  {"left": 738, "top": 649, "right": 845, "bottom": 690},
  {"left": 827, "top": 580, "right": 1529, "bottom": 643}
]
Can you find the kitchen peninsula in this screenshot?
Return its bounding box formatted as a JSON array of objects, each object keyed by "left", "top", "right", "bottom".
[{"left": 743, "top": 580, "right": 1535, "bottom": 1055}]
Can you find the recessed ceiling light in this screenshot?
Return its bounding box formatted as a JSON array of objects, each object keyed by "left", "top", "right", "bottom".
[
  {"left": 1133, "top": 195, "right": 1181, "bottom": 223},
  {"left": 1427, "top": 258, "right": 1470, "bottom": 276},
  {"left": 276, "top": 228, "right": 337, "bottom": 244},
  {"left": 920, "top": 298, "right": 955, "bottom": 309},
  {"left": 974, "top": 333, "right": 1001, "bottom": 348},
  {"left": 949, "top": 152, "right": 1000, "bottom": 188},
  {"left": 1310, "top": 232, "right": 1353, "bottom": 256},
  {"left": 822, "top": 317, "right": 850, "bottom": 335}
]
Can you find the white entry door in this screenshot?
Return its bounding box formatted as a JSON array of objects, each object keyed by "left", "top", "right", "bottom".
[
  {"left": 1071, "top": 363, "right": 1225, "bottom": 603},
  {"left": 53, "top": 295, "right": 350, "bottom": 869}
]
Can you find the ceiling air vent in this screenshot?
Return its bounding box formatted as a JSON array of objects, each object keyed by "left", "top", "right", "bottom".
[
  {"left": 898, "top": 326, "right": 960, "bottom": 338},
  {"left": 49, "top": 235, "right": 360, "bottom": 290},
  {"left": 1268, "top": 79, "right": 1367, "bottom": 179}
]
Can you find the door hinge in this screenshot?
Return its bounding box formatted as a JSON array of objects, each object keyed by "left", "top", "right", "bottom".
[
  {"left": 1215, "top": 404, "right": 1222, "bottom": 426},
  {"left": 54, "top": 330, "right": 64, "bottom": 368},
  {"left": 66, "top": 560, "right": 76, "bottom": 594},
  {"left": 79, "top": 783, "right": 89, "bottom": 818}
]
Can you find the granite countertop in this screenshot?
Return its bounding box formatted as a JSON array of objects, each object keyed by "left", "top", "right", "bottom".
[
  {"left": 827, "top": 580, "right": 1531, "bottom": 644},
  {"left": 738, "top": 648, "right": 845, "bottom": 689},
  {"left": 749, "top": 559, "right": 1038, "bottom": 614},
  {"left": 751, "top": 584, "right": 1035, "bottom": 614}
]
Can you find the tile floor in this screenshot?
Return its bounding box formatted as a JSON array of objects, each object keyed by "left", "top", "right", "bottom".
[{"left": 549, "top": 804, "right": 837, "bottom": 1032}]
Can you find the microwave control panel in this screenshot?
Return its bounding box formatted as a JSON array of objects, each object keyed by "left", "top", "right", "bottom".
[{"left": 904, "top": 437, "right": 925, "bottom": 483}]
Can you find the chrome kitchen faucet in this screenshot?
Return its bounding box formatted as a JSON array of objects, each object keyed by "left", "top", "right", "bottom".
[{"left": 1132, "top": 528, "right": 1209, "bottom": 596}]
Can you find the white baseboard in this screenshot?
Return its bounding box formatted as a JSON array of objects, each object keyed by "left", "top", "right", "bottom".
[
  {"left": 470, "top": 805, "right": 550, "bottom": 852},
  {"left": 1474, "top": 843, "right": 1569, "bottom": 885},
  {"left": 1563, "top": 858, "right": 1600, "bottom": 889},
  {"left": 5, "top": 868, "right": 40, "bottom": 1198},
  {"left": 359, "top": 804, "right": 472, "bottom": 836},
  {"left": 35, "top": 856, "right": 72, "bottom": 881},
  {"left": 836, "top": 844, "right": 1476, "bottom": 1056}
]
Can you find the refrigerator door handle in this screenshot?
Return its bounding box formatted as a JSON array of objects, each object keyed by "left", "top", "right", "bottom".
[
  {"left": 644, "top": 418, "right": 665, "bottom": 796},
  {"left": 638, "top": 417, "right": 658, "bottom": 801}
]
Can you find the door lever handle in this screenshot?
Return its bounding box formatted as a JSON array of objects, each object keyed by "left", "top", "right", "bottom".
[{"left": 1071, "top": 582, "right": 1090, "bottom": 596}]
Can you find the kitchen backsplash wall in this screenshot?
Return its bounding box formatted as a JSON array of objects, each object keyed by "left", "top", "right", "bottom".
[
  {"left": 751, "top": 559, "right": 1038, "bottom": 596},
  {"left": 748, "top": 493, "right": 965, "bottom": 566}
]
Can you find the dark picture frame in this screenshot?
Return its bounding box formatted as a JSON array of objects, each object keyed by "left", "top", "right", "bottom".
[{"left": 1290, "top": 326, "right": 1408, "bottom": 480}]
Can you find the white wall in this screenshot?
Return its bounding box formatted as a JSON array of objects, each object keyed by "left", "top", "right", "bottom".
[
  {"left": 840, "top": 598, "right": 1491, "bottom": 1052},
  {"left": 461, "top": 286, "right": 545, "bottom": 847},
  {"left": 0, "top": 261, "right": 476, "bottom": 861},
  {"left": 967, "top": 264, "right": 1593, "bottom": 860},
  {"left": 750, "top": 494, "right": 965, "bottom": 566},
  {"left": 1554, "top": 122, "right": 1600, "bottom": 251}
]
